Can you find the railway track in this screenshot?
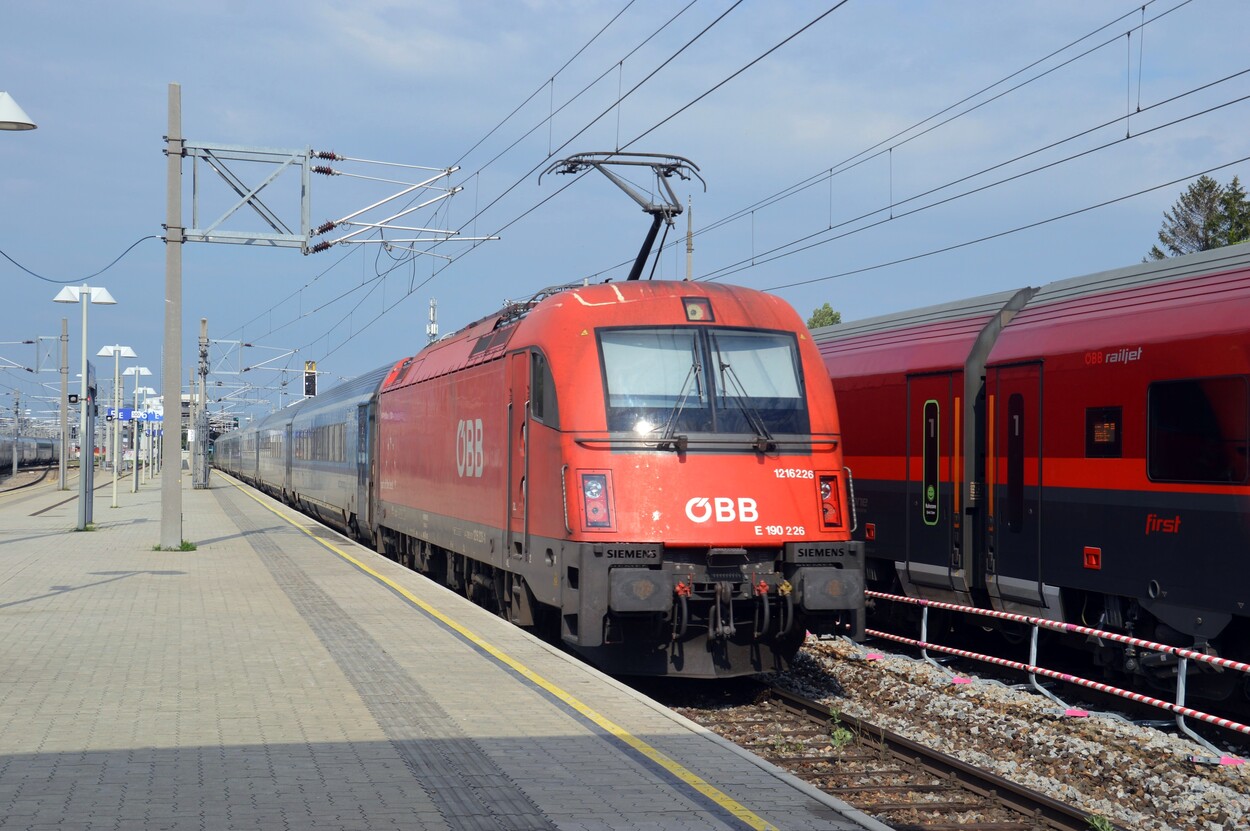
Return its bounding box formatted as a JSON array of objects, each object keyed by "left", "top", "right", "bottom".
[
  {"left": 673, "top": 683, "right": 1119, "bottom": 831},
  {"left": 0, "top": 462, "right": 59, "bottom": 494}
]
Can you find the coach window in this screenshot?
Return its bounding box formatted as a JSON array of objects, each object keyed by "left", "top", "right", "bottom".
[
  {"left": 1148, "top": 376, "right": 1249, "bottom": 484},
  {"left": 1085, "top": 406, "right": 1122, "bottom": 458},
  {"left": 530, "top": 350, "right": 559, "bottom": 428}
]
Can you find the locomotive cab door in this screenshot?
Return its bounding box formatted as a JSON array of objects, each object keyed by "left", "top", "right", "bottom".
[
  {"left": 985, "top": 361, "right": 1049, "bottom": 611},
  {"left": 903, "top": 371, "right": 973, "bottom": 605},
  {"left": 506, "top": 351, "right": 530, "bottom": 559}
]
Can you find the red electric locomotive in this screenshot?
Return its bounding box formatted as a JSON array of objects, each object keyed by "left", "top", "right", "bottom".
[
  {"left": 813, "top": 245, "right": 1250, "bottom": 696},
  {"left": 373, "top": 279, "right": 864, "bottom": 677}
]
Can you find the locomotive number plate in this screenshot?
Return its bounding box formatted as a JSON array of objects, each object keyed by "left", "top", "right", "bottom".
[
  {"left": 773, "top": 468, "right": 814, "bottom": 479},
  {"left": 756, "top": 525, "right": 807, "bottom": 537}
]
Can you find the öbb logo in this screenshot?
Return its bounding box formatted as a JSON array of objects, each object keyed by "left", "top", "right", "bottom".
[
  {"left": 685, "top": 497, "right": 759, "bottom": 524},
  {"left": 456, "top": 418, "right": 484, "bottom": 478}
]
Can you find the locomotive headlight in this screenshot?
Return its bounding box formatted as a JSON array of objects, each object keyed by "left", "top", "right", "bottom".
[
  {"left": 818, "top": 474, "right": 841, "bottom": 528},
  {"left": 584, "top": 478, "right": 604, "bottom": 499},
  {"left": 580, "top": 472, "right": 613, "bottom": 529}
]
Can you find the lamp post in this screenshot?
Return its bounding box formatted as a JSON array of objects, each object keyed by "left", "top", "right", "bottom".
[
  {"left": 8, "top": 391, "right": 17, "bottom": 479},
  {"left": 59, "top": 319, "right": 68, "bottom": 490},
  {"left": 54, "top": 285, "right": 116, "bottom": 530},
  {"left": 98, "top": 345, "right": 136, "bottom": 508},
  {"left": 133, "top": 387, "right": 157, "bottom": 485},
  {"left": 0, "top": 92, "right": 36, "bottom": 131},
  {"left": 124, "top": 368, "right": 152, "bottom": 492}
]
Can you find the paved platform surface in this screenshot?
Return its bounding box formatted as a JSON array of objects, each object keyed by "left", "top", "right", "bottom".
[{"left": 0, "top": 470, "right": 888, "bottom": 831}]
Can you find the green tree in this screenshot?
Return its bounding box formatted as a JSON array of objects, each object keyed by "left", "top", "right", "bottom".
[
  {"left": 806, "top": 302, "right": 841, "bottom": 329},
  {"left": 1221, "top": 176, "right": 1250, "bottom": 248},
  {"left": 1147, "top": 175, "right": 1250, "bottom": 260}
]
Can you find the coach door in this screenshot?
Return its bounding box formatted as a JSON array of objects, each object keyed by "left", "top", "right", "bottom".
[
  {"left": 283, "top": 422, "right": 293, "bottom": 498},
  {"left": 355, "top": 404, "right": 370, "bottom": 528},
  {"left": 904, "top": 372, "right": 971, "bottom": 603},
  {"left": 506, "top": 351, "right": 530, "bottom": 558},
  {"left": 985, "top": 362, "right": 1045, "bottom": 609}
]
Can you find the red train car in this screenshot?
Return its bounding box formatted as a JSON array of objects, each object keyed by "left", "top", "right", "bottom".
[
  {"left": 374, "top": 280, "right": 864, "bottom": 677},
  {"left": 814, "top": 246, "right": 1250, "bottom": 696}
]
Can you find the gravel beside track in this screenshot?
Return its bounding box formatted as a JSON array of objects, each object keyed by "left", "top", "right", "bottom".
[{"left": 772, "top": 638, "right": 1250, "bottom": 831}]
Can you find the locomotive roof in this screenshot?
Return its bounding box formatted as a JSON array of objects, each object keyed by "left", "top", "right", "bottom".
[{"left": 383, "top": 280, "right": 801, "bottom": 391}]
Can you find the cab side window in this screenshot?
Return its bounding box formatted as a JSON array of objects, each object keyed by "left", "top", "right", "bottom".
[{"left": 531, "top": 350, "right": 559, "bottom": 428}]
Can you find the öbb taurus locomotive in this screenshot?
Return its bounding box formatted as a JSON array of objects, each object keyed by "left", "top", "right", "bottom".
[
  {"left": 813, "top": 246, "right": 1250, "bottom": 696},
  {"left": 216, "top": 280, "right": 865, "bottom": 678}
]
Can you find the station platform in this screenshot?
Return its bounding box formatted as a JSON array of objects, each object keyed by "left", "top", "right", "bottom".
[{"left": 0, "top": 470, "right": 888, "bottom": 831}]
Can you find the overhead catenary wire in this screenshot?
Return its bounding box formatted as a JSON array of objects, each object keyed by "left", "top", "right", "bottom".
[
  {"left": 695, "top": 74, "right": 1250, "bottom": 283},
  {"left": 580, "top": 0, "right": 1195, "bottom": 286},
  {"left": 586, "top": 0, "right": 1195, "bottom": 281},
  {"left": 446, "top": 1, "right": 746, "bottom": 242},
  {"left": 0, "top": 235, "right": 159, "bottom": 285},
  {"left": 295, "top": 1, "right": 755, "bottom": 360},
  {"left": 2, "top": 0, "right": 1208, "bottom": 381},
  {"left": 452, "top": 0, "right": 642, "bottom": 168},
  {"left": 306, "top": 1, "right": 856, "bottom": 361},
  {"left": 303, "top": 0, "right": 1217, "bottom": 363},
  {"left": 239, "top": 0, "right": 1233, "bottom": 389},
  {"left": 620, "top": 1, "right": 850, "bottom": 149},
  {"left": 695, "top": 0, "right": 1190, "bottom": 242},
  {"left": 760, "top": 154, "right": 1250, "bottom": 293},
  {"left": 243, "top": 0, "right": 709, "bottom": 359}
]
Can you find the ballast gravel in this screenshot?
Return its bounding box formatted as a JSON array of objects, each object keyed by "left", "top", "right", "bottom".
[{"left": 779, "top": 637, "right": 1250, "bottom": 831}]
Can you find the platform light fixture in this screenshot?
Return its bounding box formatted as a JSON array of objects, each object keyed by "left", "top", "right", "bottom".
[
  {"left": 0, "top": 92, "right": 36, "bottom": 131},
  {"left": 54, "top": 285, "right": 117, "bottom": 530},
  {"left": 98, "top": 344, "right": 136, "bottom": 508},
  {"left": 124, "top": 366, "right": 152, "bottom": 493},
  {"left": 132, "top": 386, "right": 157, "bottom": 485}
]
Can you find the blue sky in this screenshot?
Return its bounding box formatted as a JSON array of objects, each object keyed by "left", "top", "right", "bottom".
[{"left": 3, "top": 0, "right": 1248, "bottom": 424}]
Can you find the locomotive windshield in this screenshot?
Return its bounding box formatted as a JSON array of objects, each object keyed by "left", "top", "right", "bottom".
[{"left": 598, "top": 326, "right": 809, "bottom": 436}]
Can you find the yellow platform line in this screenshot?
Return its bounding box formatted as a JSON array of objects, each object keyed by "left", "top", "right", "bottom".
[{"left": 227, "top": 479, "right": 779, "bottom": 831}]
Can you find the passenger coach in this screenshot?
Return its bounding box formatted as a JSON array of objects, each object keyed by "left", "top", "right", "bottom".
[{"left": 814, "top": 245, "right": 1250, "bottom": 695}]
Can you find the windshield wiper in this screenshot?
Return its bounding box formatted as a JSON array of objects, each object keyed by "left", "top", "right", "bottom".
[
  {"left": 656, "top": 342, "right": 702, "bottom": 451},
  {"left": 715, "top": 354, "right": 775, "bottom": 451}
]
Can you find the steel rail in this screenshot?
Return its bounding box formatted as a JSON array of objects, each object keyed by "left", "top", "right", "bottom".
[{"left": 765, "top": 685, "right": 1121, "bottom": 831}]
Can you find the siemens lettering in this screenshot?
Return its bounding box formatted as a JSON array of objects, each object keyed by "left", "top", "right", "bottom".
[
  {"left": 601, "top": 545, "right": 662, "bottom": 560},
  {"left": 783, "top": 542, "right": 856, "bottom": 563}
]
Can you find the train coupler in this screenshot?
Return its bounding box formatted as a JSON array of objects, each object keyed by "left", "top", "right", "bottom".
[{"left": 710, "top": 581, "right": 737, "bottom": 640}]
